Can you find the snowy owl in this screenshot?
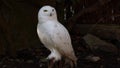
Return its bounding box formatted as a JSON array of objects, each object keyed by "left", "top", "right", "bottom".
[{"left": 37, "top": 5, "right": 77, "bottom": 68}]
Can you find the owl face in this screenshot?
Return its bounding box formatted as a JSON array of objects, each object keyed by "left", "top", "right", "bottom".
[{"left": 38, "top": 6, "right": 57, "bottom": 20}]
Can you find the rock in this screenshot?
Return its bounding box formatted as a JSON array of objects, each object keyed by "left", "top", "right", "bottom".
[
  {"left": 85, "top": 55, "right": 101, "bottom": 62},
  {"left": 83, "top": 34, "right": 118, "bottom": 53},
  {"left": 26, "top": 60, "right": 34, "bottom": 63},
  {"left": 117, "top": 58, "right": 120, "bottom": 61}
]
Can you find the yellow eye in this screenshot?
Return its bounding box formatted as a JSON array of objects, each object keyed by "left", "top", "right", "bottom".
[{"left": 44, "top": 10, "right": 48, "bottom": 12}]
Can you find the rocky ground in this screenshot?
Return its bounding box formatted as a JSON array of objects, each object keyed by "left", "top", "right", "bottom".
[{"left": 0, "top": 24, "right": 120, "bottom": 68}]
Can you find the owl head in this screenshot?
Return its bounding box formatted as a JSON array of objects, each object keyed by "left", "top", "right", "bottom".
[{"left": 38, "top": 5, "right": 57, "bottom": 21}]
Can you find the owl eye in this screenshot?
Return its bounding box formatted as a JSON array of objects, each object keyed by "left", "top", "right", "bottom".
[
  {"left": 52, "top": 9, "right": 54, "bottom": 12},
  {"left": 44, "top": 10, "right": 48, "bottom": 12}
]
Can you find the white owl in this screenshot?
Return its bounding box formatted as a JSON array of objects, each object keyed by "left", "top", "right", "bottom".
[{"left": 37, "top": 5, "right": 77, "bottom": 68}]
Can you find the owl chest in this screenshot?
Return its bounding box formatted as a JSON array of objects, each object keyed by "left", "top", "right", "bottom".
[
  {"left": 37, "top": 23, "right": 57, "bottom": 41},
  {"left": 40, "top": 22, "right": 59, "bottom": 33},
  {"left": 37, "top": 23, "right": 59, "bottom": 50}
]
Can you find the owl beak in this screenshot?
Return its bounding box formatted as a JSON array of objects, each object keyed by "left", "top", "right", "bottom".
[{"left": 50, "top": 13, "right": 52, "bottom": 16}]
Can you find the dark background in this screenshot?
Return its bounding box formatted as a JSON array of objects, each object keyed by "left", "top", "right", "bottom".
[{"left": 0, "top": 0, "right": 120, "bottom": 68}]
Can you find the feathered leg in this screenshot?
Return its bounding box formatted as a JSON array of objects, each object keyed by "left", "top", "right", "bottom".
[
  {"left": 65, "top": 58, "right": 77, "bottom": 68},
  {"left": 48, "top": 58, "right": 55, "bottom": 68},
  {"left": 58, "top": 60, "right": 62, "bottom": 68}
]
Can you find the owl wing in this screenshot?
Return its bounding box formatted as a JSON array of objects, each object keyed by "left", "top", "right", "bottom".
[{"left": 50, "top": 23, "right": 76, "bottom": 60}]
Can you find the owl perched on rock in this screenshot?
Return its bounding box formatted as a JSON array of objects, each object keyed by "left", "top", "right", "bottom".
[{"left": 37, "top": 5, "right": 77, "bottom": 68}]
